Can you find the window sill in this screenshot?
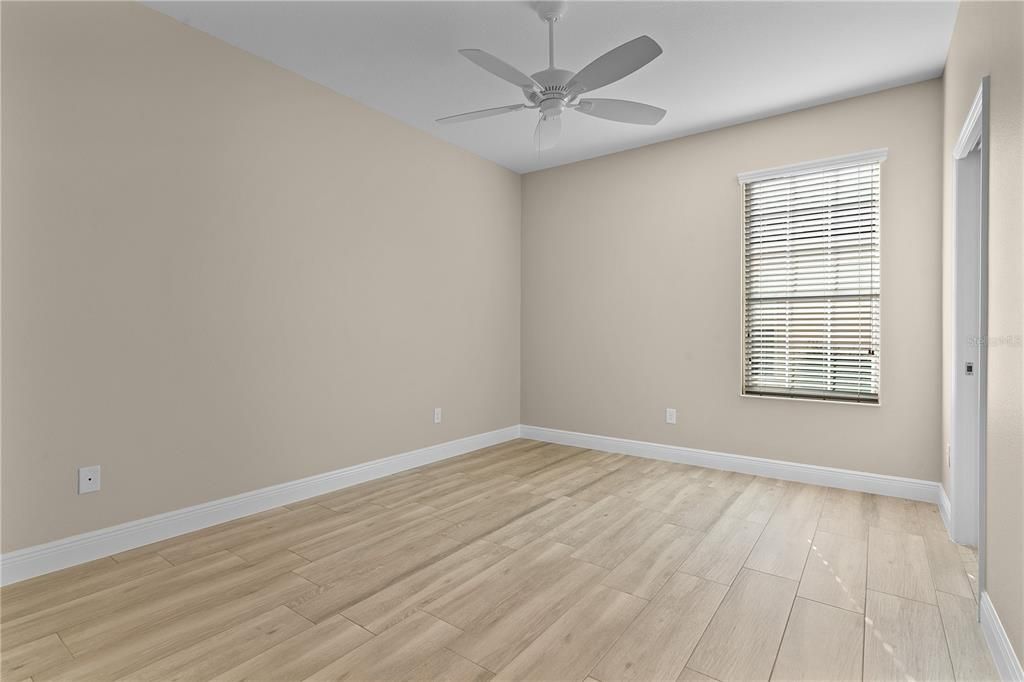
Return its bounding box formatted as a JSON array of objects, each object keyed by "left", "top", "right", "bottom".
[{"left": 740, "top": 392, "right": 881, "bottom": 407}]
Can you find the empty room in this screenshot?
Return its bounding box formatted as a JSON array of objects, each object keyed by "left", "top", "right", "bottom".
[{"left": 2, "top": 0, "right": 1022, "bottom": 680}]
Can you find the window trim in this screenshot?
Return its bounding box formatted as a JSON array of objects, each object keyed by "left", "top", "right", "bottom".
[
  {"left": 737, "top": 148, "right": 888, "bottom": 184},
  {"left": 737, "top": 149, "right": 887, "bottom": 406}
]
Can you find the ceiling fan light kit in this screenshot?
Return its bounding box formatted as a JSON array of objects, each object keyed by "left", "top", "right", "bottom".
[{"left": 437, "top": 1, "right": 667, "bottom": 151}]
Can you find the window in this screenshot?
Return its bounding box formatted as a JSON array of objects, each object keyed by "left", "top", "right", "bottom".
[{"left": 739, "top": 150, "right": 886, "bottom": 404}]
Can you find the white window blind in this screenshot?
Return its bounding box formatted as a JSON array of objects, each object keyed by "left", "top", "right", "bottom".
[{"left": 741, "top": 151, "right": 884, "bottom": 403}]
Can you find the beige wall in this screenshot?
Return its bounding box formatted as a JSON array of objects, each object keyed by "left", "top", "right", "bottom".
[
  {"left": 1, "top": 2, "right": 521, "bottom": 552},
  {"left": 941, "top": 0, "right": 1024, "bottom": 663},
  {"left": 522, "top": 80, "right": 944, "bottom": 482}
]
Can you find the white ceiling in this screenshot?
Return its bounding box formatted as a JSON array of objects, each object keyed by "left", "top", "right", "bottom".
[{"left": 149, "top": 1, "right": 959, "bottom": 173}]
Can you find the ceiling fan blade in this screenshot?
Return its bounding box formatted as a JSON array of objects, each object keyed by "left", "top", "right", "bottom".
[
  {"left": 576, "top": 98, "right": 666, "bottom": 125},
  {"left": 437, "top": 104, "right": 526, "bottom": 124},
  {"left": 534, "top": 115, "right": 561, "bottom": 151},
  {"left": 459, "top": 49, "right": 539, "bottom": 91},
  {"left": 566, "top": 36, "right": 663, "bottom": 95}
]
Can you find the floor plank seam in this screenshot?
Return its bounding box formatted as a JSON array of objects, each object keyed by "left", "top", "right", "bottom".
[
  {"left": 725, "top": 495, "right": 776, "bottom": 584},
  {"left": 284, "top": 604, "right": 319, "bottom": 627},
  {"left": 793, "top": 592, "right": 867, "bottom": 617},
  {"left": 439, "top": 497, "right": 557, "bottom": 545},
  {"left": 678, "top": 487, "right": 781, "bottom": 678},
  {"left": 864, "top": 586, "right": 944, "bottom": 609},
  {"left": 223, "top": 547, "right": 258, "bottom": 566},
  {"left": 286, "top": 529, "right": 482, "bottom": 617},
  {"left": 765, "top": 503, "right": 822, "bottom": 681},
  {"left": 581, "top": 585, "right": 655, "bottom": 682},
  {"left": 935, "top": 593, "right": 961, "bottom": 681},
  {"left": 54, "top": 631, "right": 75, "bottom": 660},
  {"left": 561, "top": 469, "right": 619, "bottom": 499},
  {"left": 862, "top": 524, "right": 869, "bottom": 682}
]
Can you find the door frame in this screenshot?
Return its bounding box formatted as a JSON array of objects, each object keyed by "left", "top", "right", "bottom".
[{"left": 950, "top": 77, "right": 989, "bottom": 588}]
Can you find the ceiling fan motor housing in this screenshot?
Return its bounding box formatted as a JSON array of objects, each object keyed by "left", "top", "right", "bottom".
[{"left": 527, "top": 68, "right": 575, "bottom": 112}]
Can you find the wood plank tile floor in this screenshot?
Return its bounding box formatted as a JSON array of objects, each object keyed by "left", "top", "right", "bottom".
[{"left": 0, "top": 439, "right": 998, "bottom": 681}]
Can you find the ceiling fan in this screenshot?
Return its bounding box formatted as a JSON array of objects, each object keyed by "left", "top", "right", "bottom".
[{"left": 437, "top": 1, "right": 666, "bottom": 151}]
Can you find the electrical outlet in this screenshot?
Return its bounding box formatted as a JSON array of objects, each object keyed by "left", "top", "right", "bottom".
[
  {"left": 665, "top": 408, "right": 677, "bottom": 425},
  {"left": 434, "top": 407, "right": 442, "bottom": 424},
  {"left": 78, "top": 465, "right": 101, "bottom": 494}
]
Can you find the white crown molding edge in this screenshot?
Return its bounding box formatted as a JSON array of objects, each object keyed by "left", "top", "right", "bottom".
[
  {"left": 981, "top": 591, "right": 1024, "bottom": 681},
  {"left": 0, "top": 425, "right": 522, "bottom": 586},
  {"left": 520, "top": 424, "right": 941, "bottom": 503}
]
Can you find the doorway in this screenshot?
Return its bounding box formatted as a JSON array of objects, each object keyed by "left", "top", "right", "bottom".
[{"left": 950, "top": 77, "right": 988, "bottom": 597}]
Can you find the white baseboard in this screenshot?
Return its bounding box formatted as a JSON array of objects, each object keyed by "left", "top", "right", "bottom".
[
  {"left": 0, "top": 425, "right": 521, "bottom": 586},
  {"left": 939, "top": 484, "right": 953, "bottom": 533},
  {"left": 520, "top": 425, "right": 942, "bottom": 503},
  {"left": 982, "top": 591, "right": 1024, "bottom": 681},
  {"left": 0, "top": 423, "right": 952, "bottom": 586}
]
